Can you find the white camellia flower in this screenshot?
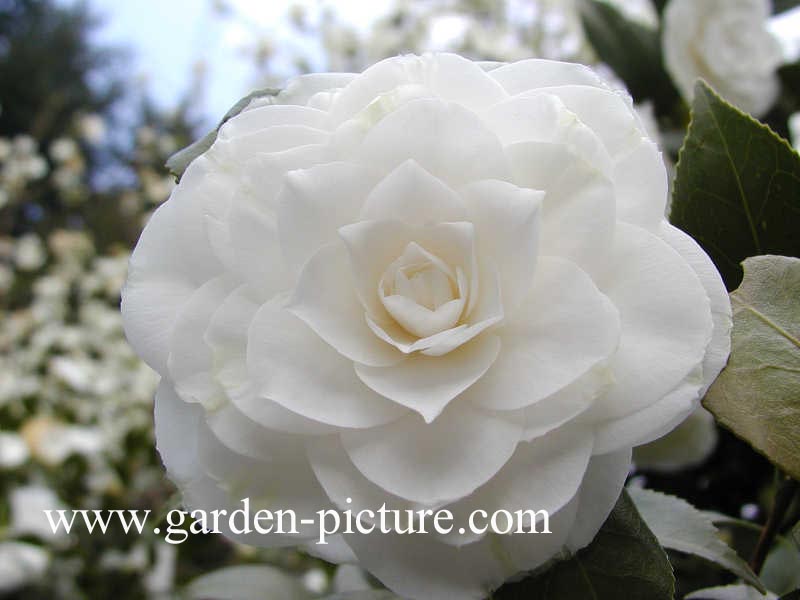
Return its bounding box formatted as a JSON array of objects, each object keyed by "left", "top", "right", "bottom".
[
  {"left": 122, "top": 53, "right": 731, "bottom": 600},
  {"left": 662, "top": 0, "right": 783, "bottom": 117}
]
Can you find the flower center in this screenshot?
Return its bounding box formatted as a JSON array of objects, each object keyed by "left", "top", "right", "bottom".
[{"left": 378, "top": 242, "right": 467, "bottom": 339}]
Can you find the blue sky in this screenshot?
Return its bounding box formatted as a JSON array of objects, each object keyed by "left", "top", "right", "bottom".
[
  {"left": 60, "top": 0, "right": 800, "bottom": 128},
  {"left": 72, "top": 0, "right": 385, "bottom": 127}
]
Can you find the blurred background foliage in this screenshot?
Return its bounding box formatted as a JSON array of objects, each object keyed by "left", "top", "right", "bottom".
[{"left": 0, "top": 0, "right": 798, "bottom": 598}]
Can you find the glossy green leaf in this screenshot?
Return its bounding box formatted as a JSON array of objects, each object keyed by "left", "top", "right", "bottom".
[
  {"left": 324, "top": 593, "right": 400, "bottom": 600},
  {"left": 182, "top": 565, "right": 310, "bottom": 600},
  {"left": 493, "top": 490, "right": 674, "bottom": 600},
  {"left": 685, "top": 584, "right": 777, "bottom": 599},
  {"left": 773, "top": 0, "right": 800, "bottom": 14},
  {"left": 166, "top": 87, "right": 279, "bottom": 181},
  {"left": 701, "top": 511, "right": 800, "bottom": 595},
  {"left": 761, "top": 535, "right": 800, "bottom": 596},
  {"left": 703, "top": 255, "right": 800, "bottom": 479},
  {"left": 628, "top": 488, "right": 764, "bottom": 591},
  {"left": 578, "top": 0, "right": 678, "bottom": 112},
  {"left": 670, "top": 81, "right": 800, "bottom": 290},
  {"left": 650, "top": 0, "right": 668, "bottom": 15}
]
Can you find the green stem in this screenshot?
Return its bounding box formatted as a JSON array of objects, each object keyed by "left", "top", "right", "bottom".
[{"left": 749, "top": 476, "right": 799, "bottom": 574}]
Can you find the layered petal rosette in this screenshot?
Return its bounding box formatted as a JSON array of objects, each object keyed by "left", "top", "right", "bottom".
[
  {"left": 122, "top": 53, "right": 731, "bottom": 600},
  {"left": 662, "top": 0, "right": 783, "bottom": 117}
]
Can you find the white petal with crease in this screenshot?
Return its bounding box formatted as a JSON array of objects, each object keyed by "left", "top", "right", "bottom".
[
  {"left": 355, "top": 334, "right": 502, "bottom": 422},
  {"left": 341, "top": 403, "right": 521, "bottom": 504},
  {"left": 247, "top": 297, "right": 408, "bottom": 428}
]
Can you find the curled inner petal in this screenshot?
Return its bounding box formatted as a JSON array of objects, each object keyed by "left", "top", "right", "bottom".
[{"left": 378, "top": 242, "right": 467, "bottom": 338}]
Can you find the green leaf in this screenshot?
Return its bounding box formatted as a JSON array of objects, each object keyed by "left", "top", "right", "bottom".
[
  {"left": 685, "top": 584, "right": 777, "bottom": 599},
  {"left": 628, "top": 487, "right": 764, "bottom": 592},
  {"left": 182, "top": 565, "right": 311, "bottom": 600},
  {"left": 670, "top": 81, "right": 800, "bottom": 290},
  {"left": 761, "top": 534, "right": 800, "bottom": 596},
  {"left": 649, "top": 0, "right": 668, "bottom": 15},
  {"left": 493, "top": 490, "right": 674, "bottom": 600},
  {"left": 703, "top": 255, "right": 800, "bottom": 480},
  {"left": 578, "top": 0, "right": 678, "bottom": 112},
  {"left": 779, "top": 60, "right": 800, "bottom": 100},
  {"left": 166, "top": 87, "right": 279, "bottom": 181},
  {"left": 701, "top": 511, "right": 800, "bottom": 594},
  {"left": 773, "top": 0, "right": 800, "bottom": 14},
  {"left": 793, "top": 521, "right": 800, "bottom": 550},
  {"left": 324, "top": 593, "right": 400, "bottom": 600}
]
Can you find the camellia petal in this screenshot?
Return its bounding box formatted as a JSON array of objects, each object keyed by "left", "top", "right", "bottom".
[
  {"left": 122, "top": 156, "right": 224, "bottom": 375},
  {"left": 276, "top": 161, "right": 378, "bottom": 273},
  {"left": 443, "top": 426, "right": 593, "bottom": 543},
  {"left": 586, "top": 222, "right": 713, "bottom": 421},
  {"left": 354, "top": 334, "right": 502, "bottom": 422},
  {"left": 247, "top": 297, "right": 408, "bottom": 428},
  {"left": 467, "top": 256, "right": 620, "bottom": 411},
  {"left": 341, "top": 403, "right": 521, "bottom": 504},
  {"left": 460, "top": 178, "right": 543, "bottom": 313},
  {"left": 357, "top": 97, "right": 511, "bottom": 187},
  {"left": 167, "top": 275, "right": 238, "bottom": 409},
  {"left": 489, "top": 58, "right": 607, "bottom": 93},
  {"left": 506, "top": 141, "right": 616, "bottom": 270},
  {"left": 288, "top": 242, "right": 403, "bottom": 367},
  {"left": 331, "top": 53, "right": 507, "bottom": 124},
  {"left": 565, "top": 448, "right": 633, "bottom": 551},
  {"left": 656, "top": 222, "right": 732, "bottom": 395},
  {"left": 360, "top": 159, "right": 466, "bottom": 226}
]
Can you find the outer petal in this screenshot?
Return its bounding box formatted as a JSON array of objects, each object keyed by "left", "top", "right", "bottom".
[
  {"left": 287, "top": 242, "right": 403, "bottom": 367},
  {"left": 443, "top": 426, "right": 593, "bottom": 544},
  {"left": 519, "top": 366, "right": 614, "bottom": 441},
  {"left": 307, "top": 436, "right": 419, "bottom": 518},
  {"left": 360, "top": 160, "right": 466, "bottom": 225},
  {"left": 205, "top": 283, "right": 337, "bottom": 435},
  {"left": 634, "top": 407, "right": 718, "bottom": 472},
  {"left": 565, "top": 448, "right": 633, "bottom": 552},
  {"left": 467, "top": 257, "right": 620, "bottom": 411},
  {"left": 489, "top": 59, "right": 607, "bottom": 93},
  {"left": 341, "top": 497, "right": 580, "bottom": 600},
  {"left": 584, "top": 222, "right": 714, "bottom": 448},
  {"left": 155, "top": 382, "right": 331, "bottom": 546},
  {"left": 277, "top": 162, "right": 378, "bottom": 273},
  {"left": 218, "top": 105, "right": 330, "bottom": 140},
  {"left": 154, "top": 379, "right": 202, "bottom": 485},
  {"left": 656, "top": 222, "right": 732, "bottom": 395},
  {"left": 343, "top": 529, "right": 512, "bottom": 600},
  {"left": 194, "top": 418, "right": 331, "bottom": 544},
  {"left": 278, "top": 72, "right": 357, "bottom": 106},
  {"left": 209, "top": 125, "right": 330, "bottom": 165},
  {"left": 526, "top": 85, "right": 641, "bottom": 158},
  {"left": 331, "top": 53, "right": 507, "bottom": 124},
  {"left": 460, "top": 179, "right": 543, "bottom": 313},
  {"left": 224, "top": 196, "right": 288, "bottom": 297},
  {"left": 340, "top": 404, "right": 522, "bottom": 505},
  {"left": 592, "top": 370, "right": 703, "bottom": 454},
  {"left": 355, "top": 334, "right": 502, "bottom": 423},
  {"left": 613, "top": 137, "right": 669, "bottom": 228},
  {"left": 122, "top": 156, "right": 223, "bottom": 375},
  {"left": 506, "top": 142, "right": 615, "bottom": 270},
  {"left": 246, "top": 296, "right": 408, "bottom": 428},
  {"left": 482, "top": 93, "right": 613, "bottom": 175},
  {"left": 357, "top": 98, "right": 511, "bottom": 188},
  {"left": 167, "top": 275, "right": 238, "bottom": 409}
]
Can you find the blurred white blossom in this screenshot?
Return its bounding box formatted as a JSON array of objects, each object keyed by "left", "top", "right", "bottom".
[{"left": 0, "top": 542, "right": 50, "bottom": 593}]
